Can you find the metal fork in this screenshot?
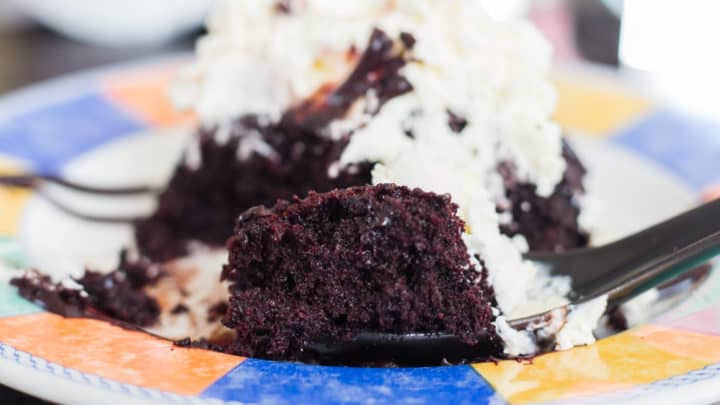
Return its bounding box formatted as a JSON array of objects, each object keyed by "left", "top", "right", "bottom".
[{"left": 0, "top": 174, "right": 160, "bottom": 222}]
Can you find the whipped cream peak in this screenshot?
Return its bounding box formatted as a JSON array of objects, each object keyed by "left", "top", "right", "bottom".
[{"left": 173, "top": 0, "right": 565, "bottom": 195}]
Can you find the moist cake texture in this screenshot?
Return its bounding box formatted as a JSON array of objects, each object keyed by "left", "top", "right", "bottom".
[
  {"left": 499, "top": 141, "right": 589, "bottom": 252},
  {"left": 221, "top": 184, "right": 500, "bottom": 360}
]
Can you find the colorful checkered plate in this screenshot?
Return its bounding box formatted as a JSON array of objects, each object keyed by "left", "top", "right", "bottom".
[{"left": 1, "top": 57, "right": 720, "bottom": 404}]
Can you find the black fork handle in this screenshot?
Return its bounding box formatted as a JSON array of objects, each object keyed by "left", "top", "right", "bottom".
[{"left": 528, "top": 199, "right": 720, "bottom": 308}]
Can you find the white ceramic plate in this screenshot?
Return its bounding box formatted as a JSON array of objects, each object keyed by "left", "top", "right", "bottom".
[{"left": 0, "top": 59, "right": 719, "bottom": 404}]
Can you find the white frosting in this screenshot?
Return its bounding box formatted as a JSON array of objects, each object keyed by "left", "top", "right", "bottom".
[
  {"left": 554, "top": 296, "right": 608, "bottom": 350},
  {"left": 617, "top": 288, "right": 660, "bottom": 328},
  {"left": 509, "top": 269, "right": 572, "bottom": 319},
  {"left": 495, "top": 295, "right": 608, "bottom": 356},
  {"left": 175, "top": 0, "right": 601, "bottom": 354},
  {"left": 183, "top": 135, "right": 203, "bottom": 170},
  {"left": 173, "top": 0, "right": 565, "bottom": 195},
  {"left": 494, "top": 315, "right": 536, "bottom": 357}
]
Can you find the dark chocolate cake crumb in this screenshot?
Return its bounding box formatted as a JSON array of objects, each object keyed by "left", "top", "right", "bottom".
[
  {"left": 10, "top": 271, "right": 89, "bottom": 318},
  {"left": 171, "top": 303, "right": 189, "bottom": 315},
  {"left": 274, "top": 0, "right": 292, "bottom": 14},
  {"left": 207, "top": 301, "right": 229, "bottom": 323},
  {"left": 284, "top": 28, "right": 414, "bottom": 131},
  {"left": 133, "top": 117, "right": 373, "bottom": 261},
  {"left": 606, "top": 305, "right": 628, "bottom": 331},
  {"left": 498, "top": 140, "right": 589, "bottom": 252},
  {"left": 11, "top": 250, "right": 163, "bottom": 327},
  {"left": 399, "top": 32, "right": 417, "bottom": 49},
  {"left": 221, "top": 184, "right": 500, "bottom": 362},
  {"left": 135, "top": 28, "right": 414, "bottom": 261},
  {"left": 447, "top": 109, "right": 468, "bottom": 133},
  {"left": 174, "top": 337, "right": 227, "bottom": 353}
]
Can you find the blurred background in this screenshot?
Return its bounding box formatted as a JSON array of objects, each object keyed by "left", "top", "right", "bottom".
[
  {"left": 0, "top": 0, "right": 718, "bottom": 402},
  {"left": 1, "top": 0, "right": 719, "bottom": 119}
]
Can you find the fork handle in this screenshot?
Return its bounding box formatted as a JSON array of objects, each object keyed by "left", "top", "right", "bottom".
[
  {"left": 529, "top": 198, "right": 720, "bottom": 308},
  {"left": 0, "top": 174, "right": 159, "bottom": 195},
  {"left": 0, "top": 175, "right": 36, "bottom": 189}
]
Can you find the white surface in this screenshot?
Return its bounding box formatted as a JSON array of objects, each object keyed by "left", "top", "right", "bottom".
[
  {"left": 494, "top": 315, "right": 537, "bottom": 356},
  {"left": 571, "top": 136, "right": 695, "bottom": 244},
  {"left": 18, "top": 126, "right": 191, "bottom": 277},
  {"left": 0, "top": 0, "right": 28, "bottom": 31},
  {"left": 10, "top": 0, "right": 212, "bottom": 46},
  {"left": 619, "top": 1, "right": 720, "bottom": 121}
]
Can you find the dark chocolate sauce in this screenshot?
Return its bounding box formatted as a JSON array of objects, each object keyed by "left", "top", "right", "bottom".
[
  {"left": 174, "top": 337, "right": 228, "bottom": 353},
  {"left": 282, "top": 28, "right": 414, "bottom": 132},
  {"left": 498, "top": 140, "right": 589, "bottom": 252}
]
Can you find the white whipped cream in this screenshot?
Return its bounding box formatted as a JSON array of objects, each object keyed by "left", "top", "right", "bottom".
[
  {"left": 554, "top": 296, "right": 608, "bottom": 350},
  {"left": 494, "top": 315, "right": 537, "bottom": 357},
  {"left": 173, "top": 0, "right": 565, "bottom": 196},
  {"left": 495, "top": 295, "right": 608, "bottom": 356}
]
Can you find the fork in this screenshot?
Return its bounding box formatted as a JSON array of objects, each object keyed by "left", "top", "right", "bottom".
[{"left": 0, "top": 174, "right": 160, "bottom": 222}]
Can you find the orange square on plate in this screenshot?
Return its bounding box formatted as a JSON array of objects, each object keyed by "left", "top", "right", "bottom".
[
  {"left": 103, "top": 67, "right": 196, "bottom": 128},
  {"left": 0, "top": 313, "right": 243, "bottom": 395}
]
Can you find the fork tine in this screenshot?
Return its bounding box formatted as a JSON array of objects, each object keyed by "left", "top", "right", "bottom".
[
  {"left": 0, "top": 174, "right": 160, "bottom": 196},
  {"left": 0, "top": 174, "right": 157, "bottom": 223},
  {"left": 0, "top": 175, "right": 37, "bottom": 189},
  {"left": 37, "top": 189, "right": 150, "bottom": 223}
]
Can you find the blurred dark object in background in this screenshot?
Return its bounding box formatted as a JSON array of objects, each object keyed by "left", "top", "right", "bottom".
[
  {"left": 0, "top": 385, "right": 52, "bottom": 404},
  {"left": 0, "top": 26, "right": 198, "bottom": 94},
  {"left": 570, "top": 0, "right": 621, "bottom": 66}
]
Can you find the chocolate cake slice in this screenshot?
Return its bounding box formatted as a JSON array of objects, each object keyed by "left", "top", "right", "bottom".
[
  {"left": 133, "top": 120, "right": 373, "bottom": 261},
  {"left": 137, "top": 128, "right": 588, "bottom": 261},
  {"left": 499, "top": 141, "right": 589, "bottom": 252},
  {"left": 221, "top": 184, "right": 500, "bottom": 362},
  {"left": 134, "top": 28, "right": 412, "bottom": 261}
]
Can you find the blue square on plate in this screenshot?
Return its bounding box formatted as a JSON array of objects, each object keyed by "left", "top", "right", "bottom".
[
  {"left": 201, "top": 359, "right": 500, "bottom": 404},
  {"left": 0, "top": 93, "right": 145, "bottom": 174},
  {"left": 612, "top": 109, "right": 720, "bottom": 191}
]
